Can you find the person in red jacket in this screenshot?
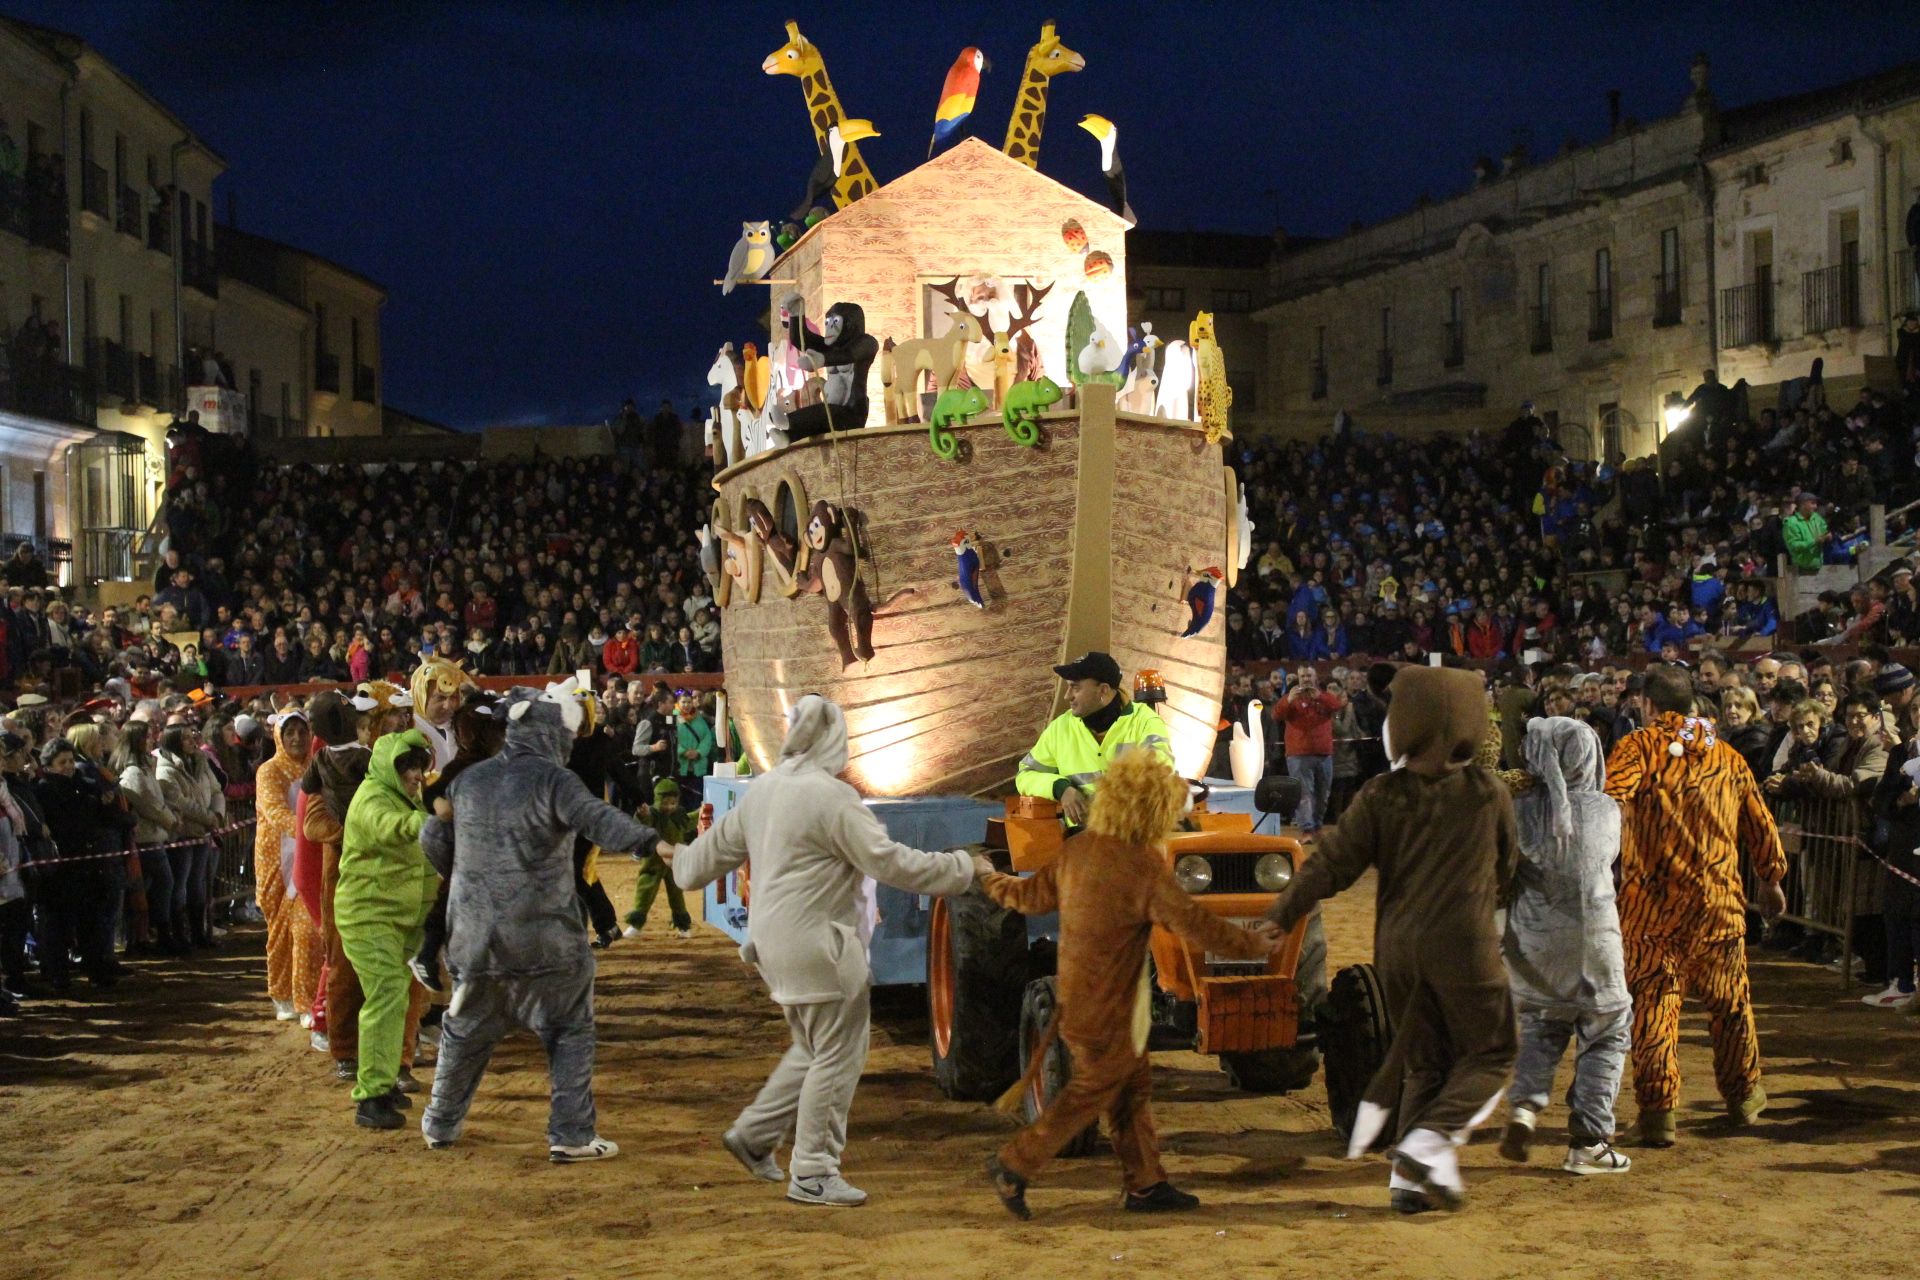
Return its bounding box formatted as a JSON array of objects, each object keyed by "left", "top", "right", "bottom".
[
  {"left": 601, "top": 625, "right": 640, "bottom": 679},
  {"left": 1466, "top": 608, "right": 1504, "bottom": 660},
  {"left": 1277, "top": 667, "right": 1345, "bottom": 836}
]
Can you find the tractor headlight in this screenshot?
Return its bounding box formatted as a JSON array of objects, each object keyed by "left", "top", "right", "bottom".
[
  {"left": 1255, "top": 852, "right": 1294, "bottom": 891},
  {"left": 1173, "top": 854, "right": 1213, "bottom": 894}
]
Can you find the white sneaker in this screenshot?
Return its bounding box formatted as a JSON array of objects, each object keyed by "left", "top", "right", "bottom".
[
  {"left": 299, "top": 1011, "right": 314, "bottom": 1029},
  {"left": 674, "top": 927, "right": 693, "bottom": 939},
  {"left": 549, "top": 1136, "right": 619, "bottom": 1164},
  {"left": 1562, "top": 1141, "right": 1631, "bottom": 1175},
  {"left": 1860, "top": 981, "right": 1916, "bottom": 1009},
  {"left": 723, "top": 1129, "right": 784, "bottom": 1182},
  {"left": 273, "top": 999, "right": 297, "bottom": 1021},
  {"left": 310, "top": 1030, "right": 330, "bottom": 1053},
  {"left": 786, "top": 1173, "right": 867, "bottom": 1207},
  {"left": 621, "top": 925, "right": 643, "bottom": 939}
]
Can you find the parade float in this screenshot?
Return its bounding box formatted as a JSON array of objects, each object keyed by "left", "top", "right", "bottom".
[{"left": 691, "top": 20, "right": 1379, "bottom": 1118}]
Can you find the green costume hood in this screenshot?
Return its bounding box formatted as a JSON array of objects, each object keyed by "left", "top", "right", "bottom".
[{"left": 365, "top": 729, "right": 431, "bottom": 813}]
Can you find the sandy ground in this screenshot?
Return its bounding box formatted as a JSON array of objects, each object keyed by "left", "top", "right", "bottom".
[{"left": 2, "top": 860, "right": 1917, "bottom": 1280}]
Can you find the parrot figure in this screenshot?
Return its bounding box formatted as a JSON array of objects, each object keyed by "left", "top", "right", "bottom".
[
  {"left": 1180, "top": 566, "right": 1224, "bottom": 638},
  {"left": 952, "top": 530, "right": 986, "bottom": 608},
  {"left": 721, "top": 220, "right": 774, "bottom": 296},
  {"left": 929, "top": 47, "right": 988, "bottom": 157}
]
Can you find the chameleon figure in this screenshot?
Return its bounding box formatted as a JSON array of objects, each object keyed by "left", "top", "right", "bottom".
[
  {"left": 929, "top": 386, "right": 989, "bottom": 460},
  {"left": 1001, "top": 376, "right": 1063, "bottom": 446}
]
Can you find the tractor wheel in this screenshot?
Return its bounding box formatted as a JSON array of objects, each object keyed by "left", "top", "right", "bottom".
[
  {"left": 1017, "top": 976, "right": 1098, "bottom": 1157},
  {"left": 928, "top": 886, "right": 1027, "bottom": 1101},
  {"left": 1219, "top": 915, "right": 1328, "bottom": 1094},
  {"left": 1318, "top": 961, "right": 1393, "bottom": 1142}
]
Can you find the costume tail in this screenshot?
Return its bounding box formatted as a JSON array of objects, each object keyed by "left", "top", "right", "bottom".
[{"left": 993, "top": 1009, "right": 1060, "bottom": 1114}]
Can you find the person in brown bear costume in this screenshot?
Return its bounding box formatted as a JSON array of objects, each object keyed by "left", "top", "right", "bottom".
[
  {"left": 980, "top": 750, "right": 1279, "bottom": 1219},
  {"left": 1264, "top": 665, "right": 1519, "bottom": 1213}
]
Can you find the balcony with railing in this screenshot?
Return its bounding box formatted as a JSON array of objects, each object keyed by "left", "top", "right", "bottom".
[
  {"left": 94, "top": 339, "right": 137, "bottom": 404},
  {"left": 1441, "top": 322, "right": 1464, "bottom": 368},
  {"left": 1527, "top": 304, "right": 1552, "bottom": 353},
  {"left": 182, "top": 239, "right": 218, "bottom": 296},
  {"left": 1898, "top": 250, "right": 1916, "bottom": 316},
  {"left": 1802, "top": 263, "right": 1862, "bottom": 333},
  {"left": 1376, "top": 348, "right": 1394, "bottom": 385},
  {"left": 1653, "top": 276, "right": 1683, "bottom": 327},
  {"left": 1309, "top": 359, "right": 1327, "bottom": 400},
  {"left": 146, "top": 202, "right": 171, "bottom": 253},
  {"left": 80, "top": 161, "right": 109, "bottom": 221},
  {"left": 1587, "top": 290, "right": 1614, "bottom": 341},
  {"left": 25, "top": 159, "right": 69, "bottom": 254},
  {"left": 135, "top": 353, "right": 179, "bottom": 411},
  {"left": 1720, "top": 280, "right": 1775, "bottom": 348},
  {"left": 116, "top": 185, "right": 141, "bottom": 238},
  {"left": 353, "top": 364, "right": 377, "bottom": 404},
  {"left": 315, "top": 351, "right": 341, "bottom": 396},
  {"left": 0, "top": 357, "right": 95, "bottom": 428}
]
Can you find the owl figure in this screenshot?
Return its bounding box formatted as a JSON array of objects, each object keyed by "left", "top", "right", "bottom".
[{"left": 722, "top": 221, "right": 774, "bottom": 296}]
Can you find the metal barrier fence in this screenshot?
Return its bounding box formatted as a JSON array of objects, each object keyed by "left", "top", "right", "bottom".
[
  {"left": 1750, "top": 789, "right": 1863, "bottom": 988},
  {"left": 211, "top": 801, "right": 258, "bottom": 913}
]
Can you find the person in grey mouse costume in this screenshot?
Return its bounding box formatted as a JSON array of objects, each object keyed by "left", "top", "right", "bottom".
[
  {"left": 1263, "top": 665, "right": 1519, "bottom": 1213},
  {"left": 671, "top": 695, "right": 979, "bottom": 1208},
  {"left": 418, "top": 679, "right": 664, "bottom": 1164}
]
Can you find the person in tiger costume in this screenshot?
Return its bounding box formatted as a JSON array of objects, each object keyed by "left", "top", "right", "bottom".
[{"left": 1604, "top": 664, "right": 1787, "bottom": 1147}]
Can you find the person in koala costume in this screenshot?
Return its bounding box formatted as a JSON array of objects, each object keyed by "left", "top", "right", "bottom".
[
  {"left": 418, "top": 680, "right": 662, "bottom": 1163},
  {"left": 671, "top": 695, "right": 977, "bottom": 1208},
  {"left": 1263, "top": 665, "right": 1519, "bottom": 1213},
  {"left": 780, "top": 295, "right": 876, "bottom": 441}
]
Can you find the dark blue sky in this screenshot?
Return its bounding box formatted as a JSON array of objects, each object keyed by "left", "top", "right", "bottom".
[{"left": 13, "top": 0, "right": 1914, "bottom": 429}]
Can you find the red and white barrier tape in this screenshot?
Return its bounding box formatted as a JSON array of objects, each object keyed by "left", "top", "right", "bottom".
[{"left": 17, "top": 818, "right": 258, "bottom": 869}]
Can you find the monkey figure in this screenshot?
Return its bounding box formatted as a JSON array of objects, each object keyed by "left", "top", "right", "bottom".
[{"left": 800, "top": 500, "right": 875, "bottom": 668}]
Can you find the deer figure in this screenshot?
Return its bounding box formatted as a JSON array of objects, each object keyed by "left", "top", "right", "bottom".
[
  {"left": 763, "top": 21, "right": 878, "bottom": 209},
  {"left": 1002, "top": 21, "right": 1086, "bottom": 169},
  {"left": 928, "top": 277, "right": 1055, "bottom": 408},
  {"left": 881, "top": 303, "right": 985, "bottom": 424}
]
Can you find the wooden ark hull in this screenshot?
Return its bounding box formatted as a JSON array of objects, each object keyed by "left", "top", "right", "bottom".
[{"left": 711, "top": 384, "right": 1232, "bottom": 796}]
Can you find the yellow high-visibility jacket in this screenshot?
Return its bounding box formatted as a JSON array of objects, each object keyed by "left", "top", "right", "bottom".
[{"left": 1016, "top": 700, "right": 1175, "bottom": 800}]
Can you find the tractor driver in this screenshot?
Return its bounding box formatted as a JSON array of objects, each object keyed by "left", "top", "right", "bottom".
[{"left": 1017, "top": 651, "right": 1174, "bottom": 827}]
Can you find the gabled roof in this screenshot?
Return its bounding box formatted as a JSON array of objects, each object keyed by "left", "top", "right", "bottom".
[
  {"left": 775, "top": 137, "right": 1127, "bottom": 265},
  {"left": 1716, "top": 59, "right": 1920, "bottom": 151}
]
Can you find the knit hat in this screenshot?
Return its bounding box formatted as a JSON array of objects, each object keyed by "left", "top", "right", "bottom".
[
  {"left": 1875, "top": 664, "right": 1916, "bottom": 696},
  {"left": 653, "top": 776, "right": 681, "bottom": 802}
]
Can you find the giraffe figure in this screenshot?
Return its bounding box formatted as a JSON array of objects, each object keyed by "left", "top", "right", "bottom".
[
  {"left": 1001, "top": 21, "right": 1086, "bottom": 169},
  {"left": 763, "top": 20, "right": 878, "bottom": 209}
]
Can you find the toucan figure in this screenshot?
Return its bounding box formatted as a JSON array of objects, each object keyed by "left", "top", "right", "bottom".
[
  {"left": 1077, "top": 113, "right": 1136, "bottom": 226},
  {"left": 952, "top": 530, "right": 986, "bottom": 609},
  {"left": 792, "top": 119, "right": 880, "bottom": 225},
  {"left": 1180, "top": 566, "right": 1224, "bottom": 638}
]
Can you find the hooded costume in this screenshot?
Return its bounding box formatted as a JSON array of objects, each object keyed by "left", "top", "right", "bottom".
[
  {"left": 1503, "top": 717, "right": 1630, "bottom": 1154},
  {"left": 980, "top": 751, "right": 1270, "bottom": 1215},
  {"left": 783, "top": 300, "right": 877, "bottom": 440},
  {"left": 628, "top": 775, "right": 695, "bottom": 935},
  {"left": 419, "top": 682, "right": 658, "bottom": 1154},
  {"left": 673, "top": 696, "right": 975, "bottom": 1201},
  {"left": 334, "top": 729, "right": 439, "bottom": 1105},
  {"left": 1605, "top": 710, "right": 1785, "bottom": 1126},
  {"left": 1265, "top": 666, "right": 1519, "bottom": 1211},
  {"left": 412, "top": 657, "right": 477, "bottom": 773},
  {"left": 254, "top": 711, "right": 318, "bottom": 1016}
]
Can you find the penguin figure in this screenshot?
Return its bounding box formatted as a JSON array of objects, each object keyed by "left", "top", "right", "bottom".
[
  {"left": 1180, "top": 566, "right": 1224, "bottom": 638},
  {"left": 721, "top": 221, "right": 773, "bottom": 296},
  {"left": 1077, "top": 113, "right": 1136, "bottom": 225},
  {"left": 792, "top": 119, "right": 881, "bottom": 224},
  {"left": 952, "top": 530, "right": 986, "bottom": 609}
]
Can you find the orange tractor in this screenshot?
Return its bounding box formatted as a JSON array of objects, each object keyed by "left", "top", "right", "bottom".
[{"left": 926, "top": 778, "right": 1368, "bottom": 1147}]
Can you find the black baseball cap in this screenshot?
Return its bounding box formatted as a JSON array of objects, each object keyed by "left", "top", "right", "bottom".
[{"left": 1054, "top": 651, "right": 1123, "bottom": 688}]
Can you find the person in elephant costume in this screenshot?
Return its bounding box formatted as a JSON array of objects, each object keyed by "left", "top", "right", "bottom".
[
  {"left": 418, "top": 679, "right": 661, "bottom": 1163},
  {"left": 1263, "top": 665, "right": 1520, "bottom": 1213}
]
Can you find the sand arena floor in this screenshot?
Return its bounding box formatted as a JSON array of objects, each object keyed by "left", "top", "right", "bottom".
[{"left": 2, "top": 861, "right": 1917, "bottom": 1280}]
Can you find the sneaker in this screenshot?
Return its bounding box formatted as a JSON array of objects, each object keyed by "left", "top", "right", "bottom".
[
  {"left": 674, "top": 926, "right": 693, "bottom": 939},
  {"left": 1629, "top": 1108, "right": 1676, "bottom": 1147},
  {"left": 382, "top": 1087, "right": 414, "bottom": 1110},
  {"left": 1562, "top": 1142, "right": 1631, "bottom": 1175},
  {"left": 1727, "top": 1086, "right": 1767, "bottom": 1126},
  {"left": 1861, "top": 981, "right": 1916, "bottom": 1009},
  {"left": 334, "top": 1058, "right": 358, "bottom": 1082},
  {"left": 621, "top": 925, "right": 643, "bottom": 940},
  {"left": 407, "top": 955, "right": 446, "bottom": 995},
  {"left": 355, "top": 1097, "right": 404, "bottom": 1131},
  {"left": 1499, "top": 1106, "right": 1537, "bottom": 1163},
  {"left": 1391, "top": 1131, "right": 1465, "bottom": 1212},
  {"left": 723, "top": 1129, "right": 784, "bottom": 1183},
  {"left": 273, "top": 999, "right": 297, "bottom": 1021},
  {"left": 299, "top": 1012, "right": 314, "bottom": 1029},
  {"left": 394, "top": 1068, "right": 422, "bottom": 1094},
  {"left": 310, "top": 1031, "right": 330, "bottom": 1053},
  {"left": 787, "top": 1173, "right": 867, "bottom": 1207},
  {"left": 550, "top": 1136, "right": 620, "bottom": 1164},
  {"left": 425, "top": 1135, "right": 456, "bottom": 1151},
  {"left": 591, "top": 930, "right": 619, "bottom": 950},
  {"left": 1124, "top": 1181, "right": 1200, "bottom": 1213}
]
